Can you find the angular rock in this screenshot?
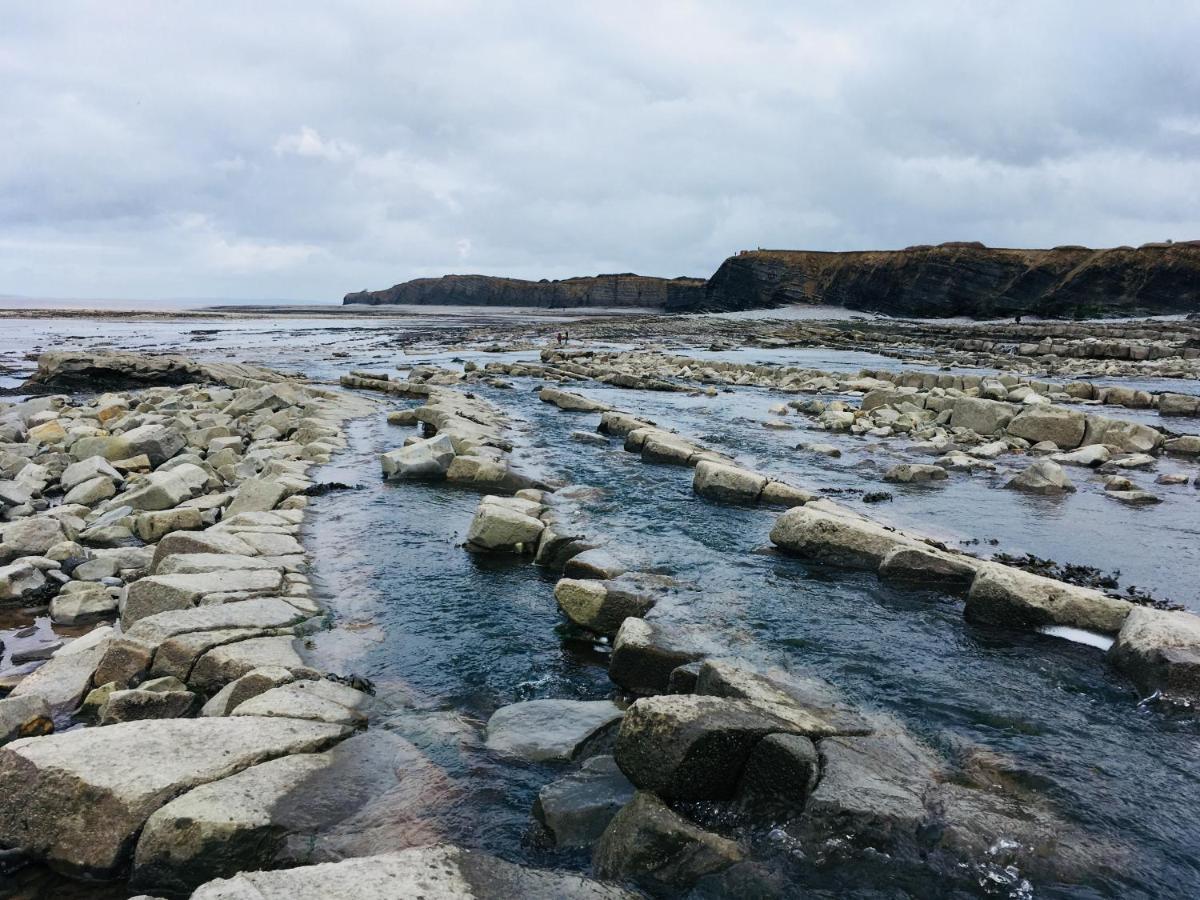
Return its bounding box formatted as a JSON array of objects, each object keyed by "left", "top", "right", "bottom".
[
  {"left": 593, "top": 791, "right": 744, "bottom": 890},
  {"left": 123, "top": 569, "right": 285, "bottom": 626},
  {"left": 770, "top": 501, "right": 920, "bottom": 570},
  {"left": 948, "top": 397, "right": 1017, "bottom": 435},
  {"left": 614, "top": 694, "right": 839, "bottom": 800},
  {"left": 1007, "top": 406, "right": 1086, "bottom": 449},
  {"left": 877, "top": 545, "right": 980, "bottom": 587},
  {"left": 883, "top": 463, "right": 948, "bottom": 484},
  {"left": 380, "top": 433, "right": 456, "bottom": 479},
  {"left": 965, "top": 563, "right": 1132, "bottom": 633},
  {"left": 692, "top": 461, "right": 767, "bottom": 503},
  {"left": 0, "top": 695, "right": 53, "bottom": 746},
  {"left": 188, "top": 635, "right": 313, "bottom": 692},
  {"left": 1, "top": 517, "right": 66, "bottom": 563},
  {"left": 225, "top": 477, "right": 289, "bottom": 515},
  {"left": 1004, "top": 459, "right": 1076, "bottom": 495},
  {"left": 49, "top": 582, "right": 118, "bottom": 624},
  {"left": 736, "top": 733, "right": 819, "bottom": 814},
  {"left": 0, "top": 716, "right": 347, "bottom": 877},
  {"left": 151, "top": 529, "right": 257, "bottom": 572},
  {"left": 534, "top": 755, "right": 635, "bottom": 847},
  {"left": 232, "top": 679, "right": 372, "bottom": 727},
  {"left": 201, "top": 666, "right": 304, "bottom": 717},
  {"left": 608, "top": 618, "right": 709, "bottom": 695},
  {"left": 465, "top": 498, "right": 545, "bottom": 552},
  {"left": 10, "top": 627, "right": 113, "bottom": 713},
  {"left": 188, "top": 845, "right": 637, "bottom": 899},
  {"left": 1109, "top": 606, "right": 1200, "bottom": 700},
  {"left": 63, "top": 475, "right": 117, "bottom": 507},
  {"left": 485, "top": 699, "right": 623, "bottom": 762},
  {"left": 0, "top": 560, "right": 48, "bottom": 602},
  {"left": 99, "top": 687, "right": 197, "bottom": 724},
  {"left": 554, "top": 578, "right": 656, "bottom": 635}
]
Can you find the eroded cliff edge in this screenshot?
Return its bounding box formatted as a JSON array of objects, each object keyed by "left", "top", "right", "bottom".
[
  {"left": 344, "top": 273, "right": 706, "bottom": 311},
  {"left": 703, "top": 242, "right": 1200, "bottom": 317}
]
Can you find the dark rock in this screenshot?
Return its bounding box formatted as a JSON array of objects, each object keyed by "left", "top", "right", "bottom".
[
  {"left": 736, "top": 733, "right": 819, "bottom": 814},
  {"left": 533, "top": 755, "right": 635, "bottom": 847},
  {"left": 592, "top": 791, "right": 744, "bottom": 890}
]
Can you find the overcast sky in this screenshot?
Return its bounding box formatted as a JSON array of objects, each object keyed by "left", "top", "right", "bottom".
[{"left": 2, "top": 2, "right": 1199, "bottom": 302}]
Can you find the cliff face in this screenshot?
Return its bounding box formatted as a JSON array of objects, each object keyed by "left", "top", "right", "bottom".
[
  {"left": 703, "top": 243, "right": 1200, "bottom": 317},
  {"left": 344, "top": 273, "right": 706, "bottom": 311}
]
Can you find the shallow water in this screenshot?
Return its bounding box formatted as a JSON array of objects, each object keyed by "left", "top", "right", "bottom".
[
  {"left": 298, "top": 381, "right": 1200, "bottom": 898},
  {"left": 4, "top": 317, "right": 1200, "bottom": 898}
]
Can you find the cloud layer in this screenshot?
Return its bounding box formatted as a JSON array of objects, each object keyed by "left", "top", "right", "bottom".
[{"left": 2, "top": 1, "right": 1198, "bottom": 301}]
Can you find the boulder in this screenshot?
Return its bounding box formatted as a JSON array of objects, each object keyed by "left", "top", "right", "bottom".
[
  {"left": 878, "top": 546, "right": 979, "bottom": 588},
  {"left": 151, "top": 529, "right": 257, "bottom": 571},
  {"left": 692, "top": 461, "right": 767, "bottom": 503},
  {"left": 188, "top": 845, "right": 638, "bottom": 899},
  {"left": 465, "top": 499, "right": 545, "bottom": 553},
  {"left": 485, "top": 699, "right": 623, "bottom": 762},
  {"left": 608, "top": 618, "right": 709, "bottom": 695},
  {"left": 225, "top": 477, "right": 289, "bottom": 515},
  {"left": 554, "top": 578, "right": 656, "bottom": 635},
  {"left": 804, "top": 726, "right": 945, "bottom": 852},
  {"left": 563, "top": 548, "right": 627, "bottom": 580},
  {"left": 965, "top": 564, "right": 1132, "bottom": 633},
  {"left": 188, "top": 636, "right": 314, "bottom": 692},
  {"left": 882, "top": 463, "right": 948, "bottom": 484},
  {"left": 1051, "top": 444, "right": 1111, "bottom": 467},
  {"left": 1109, "top": 607, "right": 1200, "bottom": 700},
  {"left": 1, "top": 517, "right": 66, "bottom": 563},
  {"left": 9, "top": 627, "right": 113, "bottom": 713},
  {"left": 948, "top": 397, "right": 1017, "bottom": 436},
  {"left": 119, "top": 471, "right": 194, "bottom": 511},
  {"left": 201, "top": 666, "right": 304, "bottom": 717},
  {"left": 0, "top": 560, "right": 48, "bottom": 602},
  {"left": 0, "top": 695, "right": 53, "bottom": 746},
  {"left": 117, "top": 424, "right": 186, "bottom": 465},
  {"left": 534, "top": 755, "right": 635, "bottom": 847},
  {"left": 63, "top": 475, "right": 118, "bottom": 506},
  {"left": 592, "top": 792, "right": 744, "bottom": 890},
  {"left": 1006, "top": 406, "right": 1086, "bottom": 449},
  {"left": 539, "top": 388, "right": 611, "bottom": 413},
  {"left": 769, "top": 502, "right": 920, "bottom": 570},
  {"left": 134, "top": 507, "right": 205, "bottom": 542},
  {"left": 0, "top": 717, "right": 347, "bottom": 877},
  {"left": 759, "top": 480, "right": 816, "bottom": 507},
  {"left": 99, "top": 687, "right": 197, "bottom": 724},
  {"left": 380, "top": 434, "right": 456, "bottom": 479},
  {"left": 49, "top": 582, "right": 118, "bottom": 624},
  {"left": 736, "top": 733, "right": 819, "bottom": 814},
  {"left": 1106, "top": 489, "right": 1163, "bottom": 505},
  {"left": 122, "top": 569, "right": 285, "bottom": 626},
  {"left": 231, "top": 679, "right": 372, "bottom": 727},
  {"left": 614, "top": 694, "right": 839, "bottom": 800},
  {"left": 1004, "top": 459, "right": 1076, "bottom": 495}
]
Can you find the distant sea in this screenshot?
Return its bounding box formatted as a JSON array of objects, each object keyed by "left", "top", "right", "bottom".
[{"left": 0, "top": 295, "right": 330, "bottom": 311}]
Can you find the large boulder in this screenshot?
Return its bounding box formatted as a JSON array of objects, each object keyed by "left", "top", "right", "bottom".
[
  {"left": 539, "top": 388, "right": 611, "bottom": 413},
  {"left": 608, "top": 618, "right": 710, "bottom": 696},
  {"left": 614, "top": 694, "right": 844, "bottom": 801},
  {"left": 948, "top": 397, "right": 1017, "bottom": 436},
  {"left": 118, "top": 470, "right": 194, "bottom": 511},
  {"left": 882, "top": 463, "right": 948, "bottom": 484},
  {"left": 0, "top": 717, "right": 348, "bottom": 877},
  {"left": 592, "top": 791, "right": 744, "bottom": 890},
  {"left": 225, "top": 477, "right": 290, "bottom": 515},
  {"left": 1006, "top": 406, "right": 1086, "bottom": 449},
  {"left": 9, "top": 627, "right": 113, "bottom": 713},
  {"left": 116, "top": 423, "right": 186, "bottom": 465},
  {"left": 692, "top": 461, "right": 767, "bottom": 503},
  {"left": 0, "top": 560, "right": 48, "bottom": 602},
  {"left": 188, "top": 845, "right": 638, "bottom": 899},
  {"left": 485, "top": 699, "right": 623, "bottom": 762},
  {"left": 380, "top": 434, "right": 456, "bottom": 479},
  {"left": 464, "top": 498, "right": 545, "bottom": 552},
  {"left": 1004, "top": 459, "right": 1076, "bottom": 495},
  {"left": 877, "top": 545, "right": 980, "bottom": 587},
  {"left": 965, "top": 563, "right": 1132, "bottom": 633},
  {"left": 1109, "top": 607, "right": 1200, "bottom": 700},
  {"left": 1083, "top": 416, "right": 1164, "bottom": 453},
  {"left": 0, "top": 517, "right": 66, "bottom": 563},
  {"left": 769, "top": 501, "right": 920, "bottom": 570}
]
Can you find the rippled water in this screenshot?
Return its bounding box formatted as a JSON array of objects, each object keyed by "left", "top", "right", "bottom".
[
  {"left": 4, "top": 316, "right": 1200, "bottom": 898},
  {"left": 297, "top": 378, "right": 1200, "bottom": 898}
]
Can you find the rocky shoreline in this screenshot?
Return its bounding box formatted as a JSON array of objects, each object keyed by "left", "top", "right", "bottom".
[{"left": 2, "top": 325, "right": 1198, "bottom": 897}]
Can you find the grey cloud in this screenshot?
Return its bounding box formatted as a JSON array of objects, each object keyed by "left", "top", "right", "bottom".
[{"left": 1, "top": 1, "right": 1198, "bottom": 301}]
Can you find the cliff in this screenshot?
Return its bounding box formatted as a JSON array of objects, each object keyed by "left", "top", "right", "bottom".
[
  {"left": 703, "top": 242, "right": 1200, "bottom": 317},
  {"left": 343, "top": 273, "right": 706, "bottom": 311}
]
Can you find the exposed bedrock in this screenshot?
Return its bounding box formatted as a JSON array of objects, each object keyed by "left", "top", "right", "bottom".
[
  {"left": 344, "top": 272, "right": 706, "bottom": 310},
  {"left": 704, "top": 243, "right": 1200, "bottom": 316}
]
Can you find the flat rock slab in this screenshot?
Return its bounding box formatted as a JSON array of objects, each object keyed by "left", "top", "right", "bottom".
[
  {"left": 0, "top": 716, "right": 348, "bottom": 877},
  {"left": 485, "top": 699, "right": 623, "bottom": 762},
  {"left": 189, "top": 845, "right": 638, "bottom": 899},
  {"left": 132, "top": 730, "right": 438, "bottom": 893},
  {"left": 127, "top": 596, "right": 310, "bottom": 646},
  {"left": 231, "top": 679, "right": 373, "bottom": 727},
  {"left": 9, "top": 627, "right": 114, "bottom": 714},
  {"left": 189, "top": 635, "right": 314, "bottom": 692}
]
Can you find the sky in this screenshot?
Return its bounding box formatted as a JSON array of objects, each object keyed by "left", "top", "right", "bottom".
[{"left": 2, "top": 1, "right": 1199, "bottom": 303}]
